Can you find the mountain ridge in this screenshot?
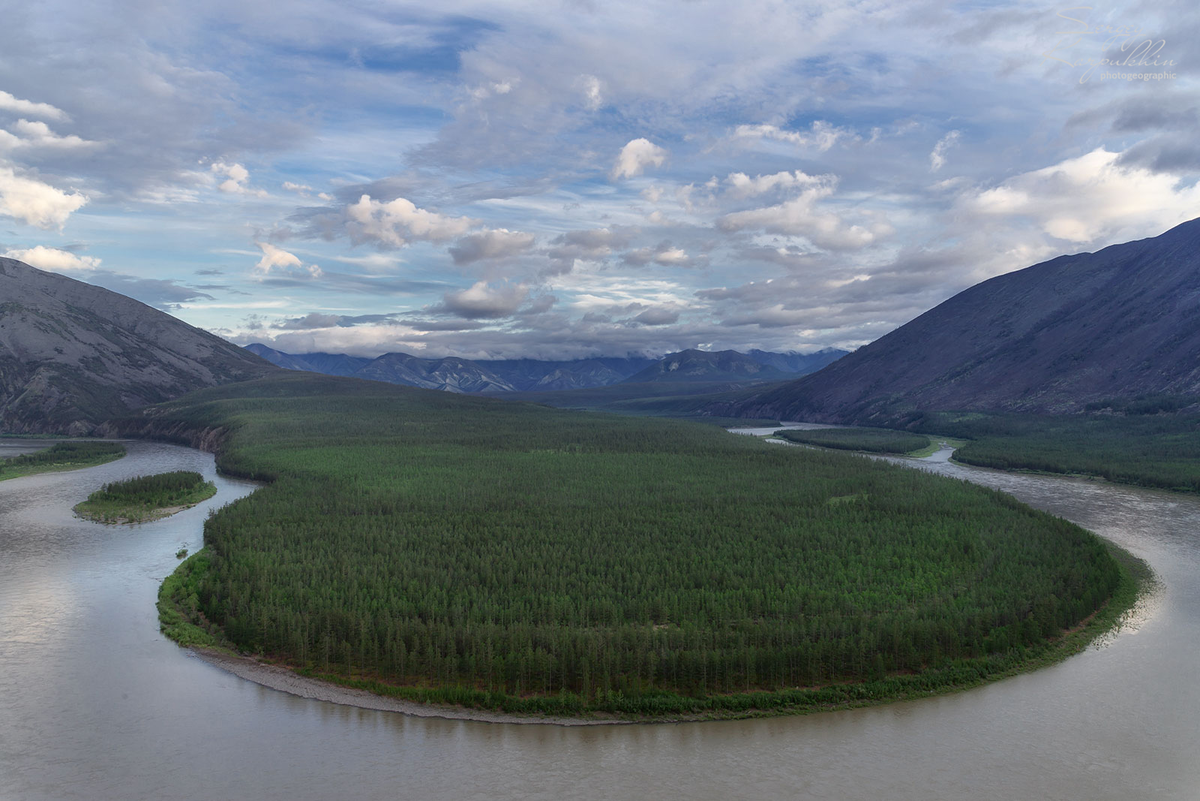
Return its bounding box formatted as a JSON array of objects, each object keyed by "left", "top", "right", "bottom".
[
  {"left": 245, "top": 344, "right": 847, "bottom": 394},
  {"left": 725, "top": 218, "right": 1200, "bottom": 423},
  {"left": 0, "top": 258, "right": 276, "bottom": 434}
]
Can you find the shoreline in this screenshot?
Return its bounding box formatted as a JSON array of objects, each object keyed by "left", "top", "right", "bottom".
[{"left": 190, "top": 648, "right": 626, "bottom": 726}]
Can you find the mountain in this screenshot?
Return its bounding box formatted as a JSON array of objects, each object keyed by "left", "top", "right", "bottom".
[
  {"left": 244, "top": 343, "right": 319, "bottom": 372},
  {"left": 239, "top": 346, "right": 842, "bottom": 395},
  {"left": 244, "top": 344, "right": 370, "bottom": 377},
  {"left": 745, "top": 348, "right": 847, "bottom": 375},
  {"left": 476, "top": 356, "right": 655, "bottom": 391},
  {"left": 0, "top": 258, "right": 275, "bottom": 434},
  {"left": 731, "top": 219, "right": 1200, "bottom": 423},
  {"left": 355, "top": 352, "right": 516, "bottom": 393},
  {"left": 293, "top": 351, "right": 372, "bottom": 377},
  {"left": 623, "top": 349, "right": 795, "bottom": 384}
]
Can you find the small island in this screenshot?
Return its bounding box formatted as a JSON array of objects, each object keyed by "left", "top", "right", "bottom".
[
  {"left": 0, "top": 441, "right": 126, "bottom": 481},
  {"left": 74, "top": 470, "right": 217, "bottom": 524}
]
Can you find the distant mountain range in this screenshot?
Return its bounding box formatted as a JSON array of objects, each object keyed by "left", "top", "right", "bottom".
[
  {"left": 727, "top": 218, "right": 1200, "bottom": 423},
  {"left": 244, "top": 343, "right": 847, "bottom": 394},
  {"left": 0, "top": 258, "right": 275, "bottom": 434}
]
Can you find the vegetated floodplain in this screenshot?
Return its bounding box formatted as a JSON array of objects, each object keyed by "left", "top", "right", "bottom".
[
  {"left": 74, "top": 470, "right": 216, "bottom": 524},
  {"left": 773, "top": 427, "right": 931, "bottom": 455},
  {"left": 907, "top": 410, "right": 1200, "bottom": 493},
  {"left": 145, "top": 374, "right": 1133, "bottom": 720},
  {"left": 0, "top": 441, "right": 125, "bottom": 481}
]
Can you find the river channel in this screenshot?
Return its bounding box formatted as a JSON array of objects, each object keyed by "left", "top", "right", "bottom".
[{"left": 1, "top": 437, "right": 1197, "bottom": 800}]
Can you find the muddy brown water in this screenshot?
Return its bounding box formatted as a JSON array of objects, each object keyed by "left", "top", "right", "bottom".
[{"left": 1, "top": 438, "right": 1197, "bottom": 800}]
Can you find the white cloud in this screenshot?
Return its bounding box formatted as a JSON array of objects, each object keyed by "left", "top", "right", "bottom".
[
  {"left": 930, "top": 130, "right": 961, "bottom": 172},
  {"left": 962, "top": 148, "right": 1200, "bottom": 244},
  {"left": 0, "top": 91, "right": 68, "bottom": 122},
  {"left": 3, "top": 245, "right": 99, "bottom": 272},
  {"left": 282, "top": 181, "right": 313, "bottom": 195},
  {"left": 254, "top": 241, "right": 322, "bottom": 278},
  {"left": 733, "top": 121, "right": 850, "bottom": 152},
  {"left": 611, "top": 138, "right": 668, "bottom": 180},
  {"left": 718, "top": 176, "right": 890, "bottom": 250},
  {"left": 449, "top": 228, "right": 536, "bottom": 265},
  {"left": 211, "top": 161, "right": 267, "bottom": 197},
  {"left": 344, "top": 194, "right": 475, "bottom": 248},
  {"left": 0, "top": 164, "right": 88, "bottom": 229},
  {"left": 0, "top": 119, "right": 97, "bottom": 153},
  {"left": 726, "top": 170, "right": 825, "bottom": 198},
  {"left": 580, "top": 75, "right": 604, "bottom": 110}
]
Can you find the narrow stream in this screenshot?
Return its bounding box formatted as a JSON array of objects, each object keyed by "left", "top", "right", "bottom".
[{"left": 1, "top": 438, "right": 1197, "bottom": 800}]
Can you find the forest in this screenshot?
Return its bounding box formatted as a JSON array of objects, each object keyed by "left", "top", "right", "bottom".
[
  {"left": 906, "top": 412, "right": 1200, "bottom": 493},
  {"left": 0, "top": 440, "right": 125, "bottom": 480},
  {"left": 74, "top": 470, "right": 216, "bottom": 523},
  {"left": 148, "top": 374, "right": 1130, "bottom": 717}
]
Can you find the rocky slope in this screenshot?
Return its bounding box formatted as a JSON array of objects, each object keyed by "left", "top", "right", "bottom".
[
  {"left": 0, "top": 258, "right": 275, "bottom": 434},
  {"left": 731, "top": 218, "right": 1200, "bottom": 423}
]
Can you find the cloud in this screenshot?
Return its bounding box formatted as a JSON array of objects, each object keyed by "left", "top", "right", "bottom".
[
  {"left": 611, "top": 138, "right": 667, "bottom": 180},
  {"left": 0, "top": 91, "right": 68, "bottom": 122},
  {"left": 962, "top": 147, "right": 1200, "bottom": 244},
  {"left": 0, "top": 164, "right": 88, "bottom": 229},
  {"left": 341, "top": 194, "right": 475, "bottom": 248},
  {"left": 3, "top": 245, "right": 99, "bottom": 271},
  {"left": 254, "top": 241, "right": 322, "bottom": 278},
  {"left": 632, "top": 307, "right": 679, "bottom": 326},
  {"left": 0, "top": 119, "right": 98, "bottom": 153},
  {"left": 85, "top": 271, "right": 215, "bottom": 310},
  {"left": 726, "top": 169, "right": 825, "bottom": 198},
  {"left": 717, "top": 177, "right": 890, "bottom": 250},
  {"left": 579, "top": 75, "right": 604, "bottom": 110},
  {"left": 1116, "top": 135, "right": 1200, "bottom": 174},
  {"left": 623, "top": 243, "right": 691, "bottom": 267},
  {"left": 275, "top": 312, "right": 344, "bottom": 330},
  {"left": 930, "top": 130, "right": 961, "bottom": 172},
  {"left": 448, "top": 228, "right": 536, "bottom": 265},
  {"left": 211, "top": 161, "right": 267, "bottom": 197},
  {"left": 435, "top": 281, "right": 529, "bottom": 319},
  {"left": 732, "top": 121, "right": 850, "bottom": 152}
]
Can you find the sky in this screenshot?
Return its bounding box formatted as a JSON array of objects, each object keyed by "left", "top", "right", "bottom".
[{"left": 1, "top": 0, "right": 1198, "bottom": 360}]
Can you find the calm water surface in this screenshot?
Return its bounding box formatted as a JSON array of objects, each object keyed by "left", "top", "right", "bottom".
[{"left": 1, "top": 439, "right": 1198, "bottom": 800}]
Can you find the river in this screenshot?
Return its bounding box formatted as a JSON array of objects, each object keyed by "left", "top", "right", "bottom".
[{"left": 1, "top": 438, "right": 1197, "bottom": 800}]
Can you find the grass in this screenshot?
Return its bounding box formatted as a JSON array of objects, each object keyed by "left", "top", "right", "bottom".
[
  {"left": 0, "top": 441, "right": 125, "bottom": 480},
  {"left": 74, "top": 470, "right": 216, "bottom": 523}
]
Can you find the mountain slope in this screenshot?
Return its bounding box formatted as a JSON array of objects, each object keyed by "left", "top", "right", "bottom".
[
  {"left": 734, "top": 219, "right": 1200, "bottom": 423},
  {"left": 355, "top": 352, "right": 516, "bottom": 393},
  {"left": 0, "top": 258, "right": 275, "bottom": 434}
]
